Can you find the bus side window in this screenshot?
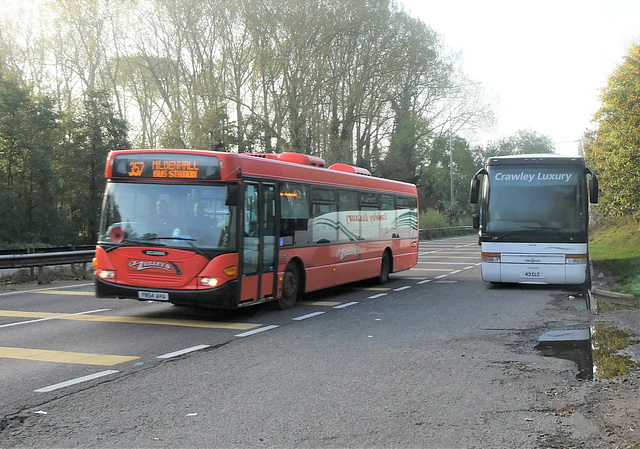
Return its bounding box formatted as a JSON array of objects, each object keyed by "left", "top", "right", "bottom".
[
  {"left": 380, "top": 194, "right": 396, "bottom": 239},
  {"left": 279, "top": 183, "right": 310, "bottom": 246},
  {"left": 338, "top": 190, "right": 360, "bottom": 242},
  {"left": 360, "top": 192, "right": 379, "bottom": 240},
  {"left": 312, "top": 187, "right": 337, "bottom": 244},
  {"left": 396, "top": 196, "right": 417, "bottom": 239}
]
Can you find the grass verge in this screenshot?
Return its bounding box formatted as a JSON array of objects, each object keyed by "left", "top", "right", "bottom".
[{"left": 589, "top": 216, "right": 640, "bottom": 298}]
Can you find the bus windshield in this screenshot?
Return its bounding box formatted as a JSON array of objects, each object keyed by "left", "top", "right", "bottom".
[
  {"left": 484, "top": 166, "right": 586, "bottom": 236},
  {"left": 98, "top": 182, "right": 237, "bottom": 250}
]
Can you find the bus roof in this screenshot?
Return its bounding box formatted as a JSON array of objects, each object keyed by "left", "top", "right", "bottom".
[
  {"left": 486, "top": 154, "right": 585, "bottom": 166},
  {"left": 105, "top": 149, "right": 417, "bottom": 196}
]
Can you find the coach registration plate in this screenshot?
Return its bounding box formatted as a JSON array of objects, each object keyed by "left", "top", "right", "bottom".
[
  {"left": 521, "top": 271, "right": 544, "bottom": 279},
  {"left": 138, "top": 291, "right": 169, "bottom": 301}
]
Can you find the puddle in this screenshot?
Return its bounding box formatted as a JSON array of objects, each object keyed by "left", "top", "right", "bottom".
[
  {"left": 536, "top": 329, "right": 594, "bottom": 379},
  {"left": 535, "top": 326, "right": 639, "bottom": 380}
]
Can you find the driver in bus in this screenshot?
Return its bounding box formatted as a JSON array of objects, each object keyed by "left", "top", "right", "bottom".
[{"left": 154, "top": 200, "right": 176, "bottom": 235}]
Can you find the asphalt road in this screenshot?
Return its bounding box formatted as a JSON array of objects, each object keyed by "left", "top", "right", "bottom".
[{"left": 1, "top": 236, "right": 596, "bottom": 448}]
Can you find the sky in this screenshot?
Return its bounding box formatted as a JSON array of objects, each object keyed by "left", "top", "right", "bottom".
[
  {"left": 400, "top": 0, "right": 640, "bottom": 155},
  {"left": 3, "top": 1, "right": 639, "bottom": 156}
]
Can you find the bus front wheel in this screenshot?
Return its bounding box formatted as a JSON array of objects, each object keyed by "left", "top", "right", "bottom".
[{"left": 278, "top": 265, "right": 301, "bottom": 310}]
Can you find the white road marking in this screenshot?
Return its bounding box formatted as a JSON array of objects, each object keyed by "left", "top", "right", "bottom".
[
  {"left": 157, "top": 344, "right": 211, "bottom": 359},
  {"left": 235, "top": 325, "right": 279, "bottom": 338},
  {"left": 293, "top": 311, "right": 326, "bottom": 321},
  {"left": 34, "top": 370, "right": 119, "bottom": 393},
  {"left": 368, "top": 293, "right": 387, "bottom": 299},
  {"left": 334, "top": 302, "right": 359, "bottom": 309},
  {"left": 0, "top": 309, "right": 111, "bottom": 329}
]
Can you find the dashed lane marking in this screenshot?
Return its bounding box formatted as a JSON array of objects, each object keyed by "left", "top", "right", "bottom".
[
  {"left": 303, "top": 301, "right": 342, "bottom": 306},
  {"left": 35, "top": 370, "right": 119, "bottom": 393},
  {"left": 418, "top": 256, "right": 480, "bottom": 259},
  {"left": 157, "top": 345, "right": 211, "bottom": 359},
  {"left": 368, "top": 293, "right": 387, "bottom": 299},
  {"left": 0, "top": 310, "right": 260, "bottom": 330},
  {"left": 235, "top": 325, "right": 279, "bottom": 338},
  {"left": 415, "top": 261, "right": 475, "bottom": 265},
  {"left": 0, "top": 346, "right": 139, "bottom": 366},
  {"left": 409, "top": 268, "right": 455, "bottom": 272},
  {"left": 293, "top": 311, "right": 326, "bottom": 321},
  {"left": 334, "top": 302, "right": 359, "bottom": 309}
]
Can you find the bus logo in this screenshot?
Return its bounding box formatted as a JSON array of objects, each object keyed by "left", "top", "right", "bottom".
[
  {"left": 129, "top": 260, "right": 174, "bottom": 273},
  {"left": 336, "top": 246, "right": 360, "bottom": 260},
  {"left": 142, "top": 250, "right": 169, "bottom": 256}
]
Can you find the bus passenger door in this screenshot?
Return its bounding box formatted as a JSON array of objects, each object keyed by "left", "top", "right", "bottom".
[{"left": 241, "top": 182, "right": 277, "bottom": 302}]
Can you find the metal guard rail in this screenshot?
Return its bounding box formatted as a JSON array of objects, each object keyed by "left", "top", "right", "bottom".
[{"left": 0, "top": 250, "right": 95, "bottom": 270}]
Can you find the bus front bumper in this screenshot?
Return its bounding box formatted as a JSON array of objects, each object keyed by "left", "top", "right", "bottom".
[{"left": 95, "top": 278, "right": 240, "bottom": 309}]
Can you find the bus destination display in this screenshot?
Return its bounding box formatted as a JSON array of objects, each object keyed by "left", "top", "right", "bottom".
[{"left": 111, "top": 153, "right": 221, "bottom": 180}]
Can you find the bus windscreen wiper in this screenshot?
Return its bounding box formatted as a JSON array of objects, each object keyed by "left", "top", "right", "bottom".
[{"left": 145, "top": 236, "right": 206, "bottom": 257}]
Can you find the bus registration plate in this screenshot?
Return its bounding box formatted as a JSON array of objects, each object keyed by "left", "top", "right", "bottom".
[
  {"left": 521, "top": 271, "right": 544, "bottom": 279},
  {"left": 138, "top": 291, "right": 169, "bottom": 301}
]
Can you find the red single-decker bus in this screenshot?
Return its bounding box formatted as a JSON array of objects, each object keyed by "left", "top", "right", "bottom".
[{"left": 94, "top": 150, "right": 418, "bottom": 309}]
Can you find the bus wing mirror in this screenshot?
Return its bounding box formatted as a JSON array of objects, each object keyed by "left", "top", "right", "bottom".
[
  {"left": 469, "top": 169, "right": 486, "bottom": 204},
  {"left": 472, "top": 213, "right": 480, "bottom": 230},
  {"left": 226, "top": 185, "right": 240, "bottom": 206},
  {"left": 586, "top": 168, "right": 598, "bottom": 204}
]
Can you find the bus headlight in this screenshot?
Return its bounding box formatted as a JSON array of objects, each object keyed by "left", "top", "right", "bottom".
[
  {"left": 481, "top": 252, "right": 501, "bottom": 263},
  {"left": 200, "top": 277, "right": 220, "bottom": 287},
  {"left": 565, "top": 254, "right": 587, "bottom": 264},
  {"left": 98, "top": 270, "right": 115, "bottom": 279}
]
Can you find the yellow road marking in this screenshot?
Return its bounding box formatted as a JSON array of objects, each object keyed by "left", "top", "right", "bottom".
[
  {"left": 303, "top": 301, "right": 342, "bottom": 306},
  {"left": 36, "top": 290, "right": 94, "bottom": 296},
  {"left": 0, "top": 346, "right": 139, "bottom": 366},
  {"left": 0, "top": 310, "right": 260, "bottom": 330}
]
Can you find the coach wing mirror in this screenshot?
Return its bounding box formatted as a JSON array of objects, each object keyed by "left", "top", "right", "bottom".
[
  {"left": 472, "top": 213, "right": 480, "bottom": 230},
  {"left": 469, "top": 168, "right": 486, "bottom": 204},
  {"left": 226, "top": 185, "right": 240, "bottom": 206},
  {"left": 586, "top": 168, "right": 599, "bottom": 204}
]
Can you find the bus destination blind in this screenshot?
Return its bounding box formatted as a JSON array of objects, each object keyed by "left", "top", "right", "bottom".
[{"left": 111, "top": 153, "right": 221, "bottom": 180}]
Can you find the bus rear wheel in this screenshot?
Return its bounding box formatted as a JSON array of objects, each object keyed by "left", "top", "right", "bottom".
[
  {"left": 377, "top": 252, "right": 391, "bottom": 285},
  {"left": 278, "top": 265, "right": 300, "bottom": 310}
]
